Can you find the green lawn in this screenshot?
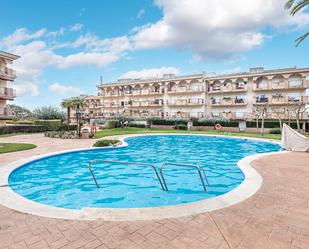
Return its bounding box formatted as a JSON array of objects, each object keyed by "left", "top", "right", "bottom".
[
  {"left": 95, "top": 127, "right": 282, "bottom": 140},
  {"left": 0, "top": 143, "right": 37, "bottom": 154}
]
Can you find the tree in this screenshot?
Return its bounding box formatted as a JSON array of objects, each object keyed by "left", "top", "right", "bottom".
[
  {"left": 287, "top": 102, "right": 309, "bottom": 132},
  {"left": 61, "top": 97, "right": 86, "bottom": 124},
  {"left": 7, "top": 104, "right": 33, "bottom": 120},
  {"left": 253, "top": 105, "right": 269, "bottom": 136},
  {"left": 285, "top": 0, "right": 309, "bottom": 46},
  {"left": 271, "top": 107, "right": 286, "bottom": 131},
  {"left": 33, "top": 106, "right": 65, "bottom": 120}
]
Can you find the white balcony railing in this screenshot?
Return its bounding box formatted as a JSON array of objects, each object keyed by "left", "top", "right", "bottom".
[
  {"left": 0, "top": 87, "right": 16, "bottom": 99},
  {"left": 0, "top": 66, "right": 16, "bottom": 79}
]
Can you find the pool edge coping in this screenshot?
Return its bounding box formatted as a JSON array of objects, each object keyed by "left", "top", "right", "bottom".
[{"left": 0, "top": 133, "right": 285, "bottom": 221}]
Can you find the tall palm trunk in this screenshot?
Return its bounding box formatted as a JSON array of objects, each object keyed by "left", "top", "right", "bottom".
[{"left": 67, "top": 106, "right": 70, "bottom": 124}]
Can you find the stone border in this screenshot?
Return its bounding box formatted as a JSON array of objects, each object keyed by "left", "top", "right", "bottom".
[{"left": 0, "top": 134, "right": 284, "bottom": 221}]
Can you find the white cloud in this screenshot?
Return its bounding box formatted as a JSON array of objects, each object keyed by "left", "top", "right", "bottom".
[
  {"left": 48, "top": 83, "right": 82, "bottom": 95},
  {"left": 70, "top": 23, "right": 83, "bottom": 32},
  {"left": 137, "top": 9, "right": 145, "bottom": 19},
  {"left": 1, "top": 28, "right": 131, "bottom": 96},
  {"left": 132, "top": 0, "right": 309, "bottom": 59},
  {"left": 120, "top": 67, "right": 179, "bottom": 79},
  {"left": 2, "top": 28, "right": 47, "bottom": 46}
]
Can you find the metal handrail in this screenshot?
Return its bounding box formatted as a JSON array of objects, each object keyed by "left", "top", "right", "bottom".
[
  {"left": 88, "top": 159, "right": 166, "bottom": 190},
  {"left": 160, "top": 162, "right": 208, "bottom": 192}
]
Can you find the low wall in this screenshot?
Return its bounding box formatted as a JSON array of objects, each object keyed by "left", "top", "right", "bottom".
[
  {"left": 150, "top": 124, "right": 273, "bottom": 133},
  {"left": 150, "top": 125, "right": 174, "bottom": 130}
]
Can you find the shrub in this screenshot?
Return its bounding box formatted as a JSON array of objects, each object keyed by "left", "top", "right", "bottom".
[
  {"left": 149, "top": 118, "right": 188, "bottom": 126},
  {"left": 57, "top": 124, "right": 77, "bottom": 131},
  {"left": 6, "top": 120, "right": 34, "bottom": 125},
  {"left": 34, "top": 120, "right": 62, "bottom": 131},
  {"left": 44, "top": 131, "right": 78, "bottom": 139},
  {"left": 269, "top": 128, "right": 281, "bottom": 134},
  {"left": 127, "top": 123, "right": 146, "bottom": 128},
  {"left": 0, "top": 125, "right": 46, "bottom": 134},
  {"left": 173, "top": 124, "right": 188, "bottom": 130},
  {"left": 93, "top": 139, "right": 120, "bottom": 147},
  {"left": 106, "top": 120, "right": 119, "bottom": 128}
]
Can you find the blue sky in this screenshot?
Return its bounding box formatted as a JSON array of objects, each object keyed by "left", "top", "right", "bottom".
[{"left": 0, "top": 0, "right": 308, "bottom": 109}]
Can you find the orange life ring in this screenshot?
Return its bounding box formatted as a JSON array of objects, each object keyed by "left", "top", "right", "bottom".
[{"left": 215, "top": 123, "right": 222, "bottom": 130}]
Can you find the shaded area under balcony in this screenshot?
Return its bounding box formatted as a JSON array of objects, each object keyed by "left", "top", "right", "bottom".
[
  {"left": 210, "top": 97, "right": 247, "bottom": 107},
  {"left": 208, "top": 85, "right": 247, "bottom": 94},
  {"left": 253, "top": 96, "right": 308, "bottom": 105}
]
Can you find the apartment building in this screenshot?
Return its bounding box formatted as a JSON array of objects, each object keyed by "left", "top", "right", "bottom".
[
  {"left": 81, "top": 67, "right": 309, "bottom": 123},
  {"left": 0, "top": 51, "right": 19, "bottom": 125}
]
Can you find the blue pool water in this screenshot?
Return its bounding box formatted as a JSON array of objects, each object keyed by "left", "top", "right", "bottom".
[{"left": 9, "top": 135, "right": 281, "bottom": 209}]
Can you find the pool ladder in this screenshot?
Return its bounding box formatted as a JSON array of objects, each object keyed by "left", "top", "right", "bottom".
[{"left": 88, "top": 160, "right": 209, "bottom": 192}]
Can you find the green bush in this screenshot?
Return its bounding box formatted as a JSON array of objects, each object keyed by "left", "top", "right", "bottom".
[
  {"left": 127, "top": 123, "right": 146, "bottom": 128},
  {"left": 34, "top": 120, "right": 62, "bottom": 131},
  {"left": 93, "top": 139, "right": 120, "bottom": 147},
  {"left": 106, "top": 120, "right": 119, "bottom": 128},
  {"left": 269, "top": 128, "right": 281, "bottom": 134},
  {"left": 150, "top": 118, "right": 188, "bottom": 126},
  {"left": 6, "top": 120, "right": 34, "bottom": 125},
  {"left": 0, "top": 125, "right": 46, "bottom": 135},
  {"left": 173, "top": 124, "right": 188, "bottom": 130},
  {"left": 57, "top": 124, "right": 77, "bottom": 131}
]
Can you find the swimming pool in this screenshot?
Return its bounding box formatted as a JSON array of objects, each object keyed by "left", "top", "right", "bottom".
[{"left": 9, "top": 135, "right": 281, "bottom": 210}]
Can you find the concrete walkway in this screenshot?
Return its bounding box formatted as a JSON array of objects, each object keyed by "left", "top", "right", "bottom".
[{"left": 0, "top": 134, "right": 308, "bottom": 249}]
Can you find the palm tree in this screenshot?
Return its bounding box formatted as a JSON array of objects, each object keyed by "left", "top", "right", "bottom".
[
  {"left": 61, "top": 97, "right": 86, "bottom": 124},
  {"left": 285, "top": 0, "right": 309, "bottom": 46}
]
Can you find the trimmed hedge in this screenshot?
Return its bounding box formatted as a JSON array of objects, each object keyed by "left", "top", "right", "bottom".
[
  {"left": 150, "top": 118, "right": 188, "bottom": 126},
  {"left": 0, "top": 125, "right": 46, "bottom": 134},
  {"left": 173, "top": 124, "right": 188, "bottom": 130},
  {"left": 34, "top": 120, "right": 62, "bottom": 131},
  {"left": 127, "top": 123, "right": 147, "bottom": 128},
  {"left": 246, "top": 121, "right": 299, "bottom": 129}
]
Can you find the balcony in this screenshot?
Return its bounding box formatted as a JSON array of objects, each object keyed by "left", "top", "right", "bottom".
[
  {"left": 132, "top": 89, "right": 164, "bottom": 96},
  {"left": 127, "top": 100, "right": 164, "bottom": 108},
  {"left": 168, "top": 86, "right": 204, "bottom": 95},
  {"left": 0, "top": 66, "right": 16, "bottom": 80},
  {"left": 253, "top": 96, "right": 308, "bottom": 105},
  {"left": 210, "top": 112, "right": 248, "bottom": 120},
  {"left": 168, "top": 99, "right": 204, "bottom": 107},
  {"left": 104, "top": 92, "right": 121, "bottom": 98},
  {"left": 103, "top": 103, "right": 121, "bottom": 108},
  {"left": 208, "top": 85, "right": 247, "bottom": 94},
  {"left": 0, "top": 107, "right": 14, "bottom": 119},
  {"left": 87, "top": 112, "right": 104, "bottom": 118},
  {"left": 169, "top": 112, "right": 204, "bottom": 119},
  {"left": 210, "top": 97, "right": 247, "bottom": 107},
  {"left": 253, "top": 80, "right": 308, "bottom": 91},
  {"left": 0, "top": 87, "right": 16, "bottom": 100}
]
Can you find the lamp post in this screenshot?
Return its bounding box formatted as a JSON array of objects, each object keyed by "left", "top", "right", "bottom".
[{"left": 76, "top": 104, "right": 81, "bottom": 137}]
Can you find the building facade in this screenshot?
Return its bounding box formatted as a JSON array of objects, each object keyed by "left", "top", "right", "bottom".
[
  {"left": 81, "top": 67, "right": 309, "bottom": 123},
  {"left": 0, "top": 51, "right": 19, "bottom": 125}
]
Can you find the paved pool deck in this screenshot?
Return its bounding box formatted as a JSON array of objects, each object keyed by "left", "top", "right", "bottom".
[{"left": 0, "top": 133, "right": 308, "bottom": 249}]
